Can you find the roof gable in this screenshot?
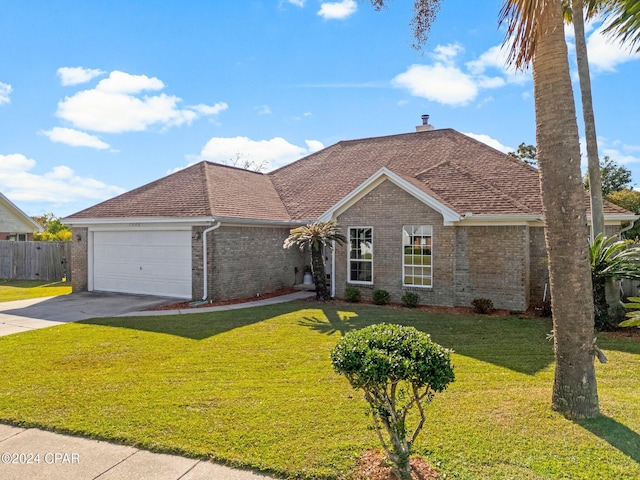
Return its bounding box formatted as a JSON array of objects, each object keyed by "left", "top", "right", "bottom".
[
  {"left": 319, "top": 167, "right": 461, "bottom": 225},
  {"left": 0, "top": 192, "right": 43, "bottom": 233}
]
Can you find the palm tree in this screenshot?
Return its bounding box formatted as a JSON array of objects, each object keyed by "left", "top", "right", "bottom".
[
  {"left": 369, "top": 0, "right": 602, "bottom": 419},
  {"left": 563, "top": 0, "right": 606, "bottom": 239},
  {"left": 283, "top": 220, "right": 346, "bottom": 301},
  {"left": 500, "top": 0, "right": 600, "bottom": 419},
  {"left": 564, "top": 0, "right": 640, "bottom": 322}
]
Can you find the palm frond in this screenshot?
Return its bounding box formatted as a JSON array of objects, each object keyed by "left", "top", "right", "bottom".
[{"left": 601, "top": 0, "right": 640, "bottom": 52}]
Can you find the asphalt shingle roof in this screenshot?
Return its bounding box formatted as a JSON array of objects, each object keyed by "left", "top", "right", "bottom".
[{"left": 66, "top": 128, "right": 632, "bottom": 222}]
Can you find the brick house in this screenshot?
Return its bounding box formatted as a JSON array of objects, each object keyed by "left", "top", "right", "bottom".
[
  {"left": 64, "top": 127, "right": 636, "bottom": 311},
  {"left": 0, "top": 192, "right": 42, "bottom": 241}
]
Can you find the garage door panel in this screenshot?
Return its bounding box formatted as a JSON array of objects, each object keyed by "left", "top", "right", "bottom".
[{"left": 93, "top": 230, "right": 192, "bottom": 299}]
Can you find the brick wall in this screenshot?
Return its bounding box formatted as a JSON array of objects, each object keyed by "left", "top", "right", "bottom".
[
  {"left": 70, "top": 227, "right": 88, "bottom": 292},
  {"left": 529, "top": 227, "right": 549, "bottom": 305},
  {"left": 207, "top": 225, "right": 305, "bottom": 301},
  {"left": 454, "top": 225, "right": 529, "bottom": 311},
  {"left": 334, "top": 180, "right": 531, "bottom": 311}
]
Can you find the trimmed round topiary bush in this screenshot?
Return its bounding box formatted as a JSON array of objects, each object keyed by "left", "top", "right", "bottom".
[
  {"left": 401, "top": 292, "right": 420, "bottom": 308},
  {"left": 372, "top": 289, "right": 391, "bottom": 305},
  {"left": 331, "top": 323, "right": 454, "bottom": 480}
]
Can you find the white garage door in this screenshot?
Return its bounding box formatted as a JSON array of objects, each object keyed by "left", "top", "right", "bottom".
[{"left": 92, "top": 230, "right": 192, "bottom": 299}]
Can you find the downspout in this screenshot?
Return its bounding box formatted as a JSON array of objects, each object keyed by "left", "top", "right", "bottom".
[
  {"left": 202, "top": 221, "right": 221, "bottom": 301},
  {"left": 620, "top": 219, "right": 637, "bottom": 236},
  {"left": 331, "top": 239, "right": 336, "bottom": 298}
]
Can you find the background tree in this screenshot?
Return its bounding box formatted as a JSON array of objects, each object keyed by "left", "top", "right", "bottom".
[
  {"left": 283, "top": 220, "right": 346, "bottom": 300},
  {"left": 597, "top": 156, "right": 633, "bottom": 195},
  {"left": 606, "top": 189, "right": 640, "bottom": 239},
  {"left": 507, "top": 142, "right": 537, "bottom": 166},
  {"left": 500, "top": 0, "right": 600, "bottom": 419},
  {"left": 32, "top": 213, "right": 72, "bottom": 242},
  {"left": 331, "top": 323, "right": 454, "bottom": 480}
]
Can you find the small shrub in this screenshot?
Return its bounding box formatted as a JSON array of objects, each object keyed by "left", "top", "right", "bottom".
[
  {"left": 372, "top": 289, "right": 390, "bottom": 305},
  {"left": 472, "top": 297, "right": 494, "bottom": 314},
  {"left": 344, "top": 286, "right": 361, "bottom": 303},
  {"left": 401, "top": 292, "right": 420, "bottom": 308}
]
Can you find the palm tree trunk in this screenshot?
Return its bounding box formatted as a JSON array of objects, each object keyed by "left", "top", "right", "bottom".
[
  {"left": 533, "top": 0, "right": 599, "bottom": 419},
  {"left": 572, "top": 0, "right": 624, "bottom": 324},
  {"left": 572, "top": 0, "right": 605, "bottom": 238},
  {"left": 311, "top": 245, "right": 329, "bottom": 300}
]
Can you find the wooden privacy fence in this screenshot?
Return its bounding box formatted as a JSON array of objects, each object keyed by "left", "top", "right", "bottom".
[{"left": 0, "top": 240, "right": 71, "bottom": 282}]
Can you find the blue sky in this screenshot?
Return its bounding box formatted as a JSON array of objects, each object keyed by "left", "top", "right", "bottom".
[{"left": 1, "top": 0, "right": 638, "bottom": 217}]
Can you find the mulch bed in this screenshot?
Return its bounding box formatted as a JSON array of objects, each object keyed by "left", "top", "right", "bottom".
[
  {"left": 354, "top": 450, "right": 441, "bottom": 480},
  {"left": 607, "top": 328, "right": 640, "bottom": 340}
]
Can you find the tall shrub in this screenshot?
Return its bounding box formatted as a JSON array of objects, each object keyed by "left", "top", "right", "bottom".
[{"left": 331, "top": 323, "right": 454, "bottom": 480}]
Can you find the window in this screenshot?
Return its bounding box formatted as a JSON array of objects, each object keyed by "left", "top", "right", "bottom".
[
  {"left": 7, "top": 233, "right": 27, "bottom": 241},
  {"left": 349, "top": 227, "right": 373, "bottom": 284},
  {"left": 403, "top": 225, "right": 432, "bottom": 287}
]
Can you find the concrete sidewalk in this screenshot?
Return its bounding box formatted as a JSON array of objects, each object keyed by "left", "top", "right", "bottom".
[
  {"left": 0, "top": 290, "right": 315, "bottom": 479},
  {"left": 0, "top": 424, "right": 276, "bottom": 480}
]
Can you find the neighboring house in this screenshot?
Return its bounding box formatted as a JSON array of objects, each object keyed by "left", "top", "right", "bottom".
[
  {"left": 64, "top": 124, "right": 637, "bottom": 311},
  {"left": 0, "top": 192, "right": 42, "bottom": 241}
]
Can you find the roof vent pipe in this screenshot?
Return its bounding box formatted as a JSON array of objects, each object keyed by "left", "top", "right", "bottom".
[{"left": 416, "top": 114, "right": 434, "bottom": 132}]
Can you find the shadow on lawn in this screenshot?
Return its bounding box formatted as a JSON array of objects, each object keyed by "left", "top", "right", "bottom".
[
  {"left": 578, "top": 415, "right": 640, "bottom": 463},
  {"left": 79, "top": 302, "right": 302, "bottom": 340},
  {"left": 299, "top": 305, "right": 556, "bottom": 376}
]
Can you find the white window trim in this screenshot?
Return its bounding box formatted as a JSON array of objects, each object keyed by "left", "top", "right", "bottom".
[
  {"left": 348, "top": 226, "right": 374, "bottom": 285},
  {"left": 402, "top": 225, "right": 433, "bottom": 289}
]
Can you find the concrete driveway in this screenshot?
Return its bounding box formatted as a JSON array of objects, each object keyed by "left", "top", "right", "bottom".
[{"left": 0, "top": 292, "right": 177, "bottom": 337}]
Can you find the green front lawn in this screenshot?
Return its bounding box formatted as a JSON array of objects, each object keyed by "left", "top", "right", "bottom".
[
  {"left": 0, "top": 301, "right": 638, "bottom": 479},
  {"left": 0, "top": 279, "right": 72, "bottom": 302}
]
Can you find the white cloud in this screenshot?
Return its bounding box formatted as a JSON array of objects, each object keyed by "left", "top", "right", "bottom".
[
  {"left": 55, "top": 70, "right": 227, "bottom": 133},
  {"left": 256, "top": 104, "right": 272, "bottom": 115},
  {"left": 393, "top": 43, "right": 532, "bottom": 106},
  {"left": 0, "top": 82, "right": 12, "bottom": 105},
  {"left": 199, "top": 136, "right": 323, "bottom": 171},
  {"left": 463, "top": 133, "right": 513, "bottom": 154},
  {"left": 57, "top": 67, "right": 105, "bottom": 86},
  {"left": 305, "top": 139, "right": 324, "bottom": 152},
  {"left": 95, "top": 71, "right": 163, "bottom": 94},
  {"left": 0, "top": 153, "right": 124, "bottom": 207},
  {"left": 318, "top": 0, "right": 357, "bottom": 20},
  {"left": 586, "top": 24, "right": 640, "bottom": 72},
  {"left": 465, "top": 45, "right": 528, "bottom": 85},
  {"left": 41, "top": 127, "right": 110, "bottom": 149},
  {"left": 393, "top": 64, "right": 478, "bottom": 106},
  {"left": 190, "top": 103, "right": 229, "bottom": 115},
  {"left": 288, "top": 0, "right": 305, "bottom": 6},
  {"left": 433, "top": 43, "right": 465, "bottom": 64}
]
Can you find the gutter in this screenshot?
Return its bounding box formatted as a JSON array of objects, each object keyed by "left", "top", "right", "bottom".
[{"left": 202, "top": 221, "right": 221, "bottom": 301}]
